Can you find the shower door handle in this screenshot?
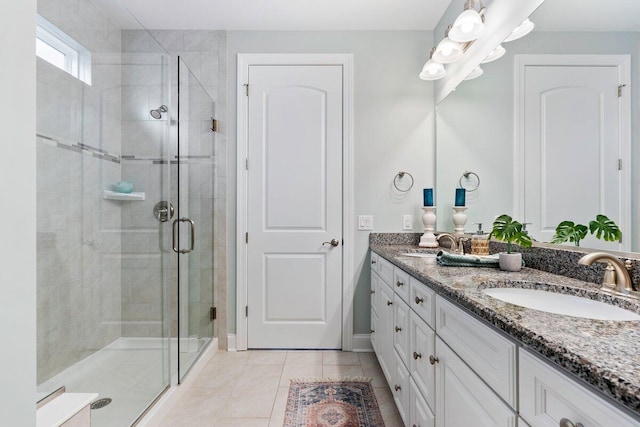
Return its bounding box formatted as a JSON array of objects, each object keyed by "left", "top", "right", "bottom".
[{"left": 172, "top": 217, "right": 196, "bottom": 254}]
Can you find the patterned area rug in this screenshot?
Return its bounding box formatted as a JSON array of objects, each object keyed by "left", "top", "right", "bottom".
[{"left": 284, "top": 378, "right": 385, "bottom": 427}]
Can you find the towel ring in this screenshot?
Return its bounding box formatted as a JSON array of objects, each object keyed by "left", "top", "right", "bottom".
[
  {"left": 393, "top": 171, "right": 414, "bottom": 192},
  {"left": 459, "top": 171, "right": 480, "bottom": 192}
]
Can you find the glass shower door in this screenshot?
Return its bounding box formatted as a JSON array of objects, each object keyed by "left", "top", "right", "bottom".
[{"left": 175, "top": 57, "right": 216, "bottom": 380}]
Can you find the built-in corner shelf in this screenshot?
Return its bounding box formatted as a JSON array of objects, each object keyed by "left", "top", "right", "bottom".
[{"left": 103, "top": 190, "right": 146, "bottom": 201}]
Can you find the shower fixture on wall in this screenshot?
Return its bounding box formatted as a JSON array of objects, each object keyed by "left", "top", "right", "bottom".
[{"left": 150, "top": 105, "right": 168, "bottom": 119}]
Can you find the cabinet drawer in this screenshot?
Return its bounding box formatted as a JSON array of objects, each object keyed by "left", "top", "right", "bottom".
[
  {"left": 436, "top": 296, "right": 517, "bottom": 408},
  {"left": 370, "top": 251, "right": 379, "bottom": 271},
  {"left": 410, "top": 378, "right": 435, "bottom": 427},
  {"left": 409, "top": 311, "right": 436, "bottom": 411},
  {"left": 392, "top": 350, "right": 411, "bottom": 426},
  {"left": 393, "top": 294, "right": 411, "bottom": 370},
  {"left": 370, "top": 311, "right": 377, "bottom": 352},
  {"left": 370, "top": 270, "right": 379, "bottom": 315},
  {"left": 435, "top": 338, "right": 516, "bottom": 427},
  {"left": 519, "top": 349, "right": 640, "bottom": 427},
  {"left": 393, "top": 267, "right": 410, "bottom": 303},
  {"left": 410, "top": 277, "right": 436, "bottom": 328},
  {"left": 378, "top": 256, "right": 394, "bottom": 286}
]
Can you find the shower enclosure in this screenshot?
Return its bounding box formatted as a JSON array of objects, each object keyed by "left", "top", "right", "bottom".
[{"left": 35, "top": 0, "right": 220, "bottom": 425}]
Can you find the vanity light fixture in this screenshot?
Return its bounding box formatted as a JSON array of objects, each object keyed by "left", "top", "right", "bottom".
[
  {"left": 433, "top": 26, "right": 464, "bottom": 64},
  {"left": 481, "top": 44, "right": 505, "bottom": 64},
  {"left": 464, "top": 65, "right": 484, "bottom": 80},
  {"left": 449, "top": 0, "right": 486, "bottom": 43},
  {"left": 419, "top": 48, "right": 446, "bottom": 81},
  {"left": 504, "top": 18, "right": 534, "bottom": 42}
]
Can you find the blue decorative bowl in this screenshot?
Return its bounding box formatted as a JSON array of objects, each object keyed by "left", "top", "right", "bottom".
[{"left": 115, "top": 181, "right": 133, "bottom": 193}]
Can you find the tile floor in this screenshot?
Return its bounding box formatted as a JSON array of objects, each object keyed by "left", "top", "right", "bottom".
[{"left": 156, "top": 350, "right": 404, "bottom": 426}]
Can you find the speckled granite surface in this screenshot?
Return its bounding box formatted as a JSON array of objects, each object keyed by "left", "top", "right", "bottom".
[{"left": 371, "top": 241, "right": 640, "bottom": 418}]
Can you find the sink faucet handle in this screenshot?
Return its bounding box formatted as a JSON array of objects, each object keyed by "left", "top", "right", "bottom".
[{"left": 602, "top": 262, "right": 616, "bottom": 289}]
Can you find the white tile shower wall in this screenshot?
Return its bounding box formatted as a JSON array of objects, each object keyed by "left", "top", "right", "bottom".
[
  {"left": 36, "top": 0, "right": 123, "bottom": 385},
  {"left": 119, "top": 30, "right": 227, "bottom": 347}
]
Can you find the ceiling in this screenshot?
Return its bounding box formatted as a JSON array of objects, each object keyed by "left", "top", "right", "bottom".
[{"left": 117, "top": 0, "right": 454, "bottom": 31}]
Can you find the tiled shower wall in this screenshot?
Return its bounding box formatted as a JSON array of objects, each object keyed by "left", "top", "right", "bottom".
[
  {"left": 120, "top": 30, "right": 228, "bottom": 348},
  {"left": 36, "top": 0, "right": 123, "bottom": 383}
]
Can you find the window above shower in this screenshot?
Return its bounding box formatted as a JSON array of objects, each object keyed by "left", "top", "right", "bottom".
[{"left": 36, "top": 15, "right": 91, "bottom": 85}]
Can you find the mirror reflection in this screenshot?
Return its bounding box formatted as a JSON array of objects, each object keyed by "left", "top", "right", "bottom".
[{"left": 435, "top": 0, "right": 640, "bottom": 252}]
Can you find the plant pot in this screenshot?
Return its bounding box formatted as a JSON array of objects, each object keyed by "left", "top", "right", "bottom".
[{"left": 499, "top": 252, "right": 522, "bottom": 272}]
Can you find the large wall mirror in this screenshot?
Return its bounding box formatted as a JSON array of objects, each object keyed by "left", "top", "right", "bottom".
[{"left": 435, "top": 0, "right": 640, "bottom": 252}]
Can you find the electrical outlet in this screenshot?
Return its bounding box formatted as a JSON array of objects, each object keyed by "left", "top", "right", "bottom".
[
  {"left": 358, "top": 215, "right": 373, "bottom": 231},
  {"left": 403, "top": 215, "right": 413, "bottom": 230}
]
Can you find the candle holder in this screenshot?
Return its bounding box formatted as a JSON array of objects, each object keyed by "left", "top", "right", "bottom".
[
  {"left": 419, "top": 206, "right": 439, "bottom": 248},
  {"left": 452, "top": 206, "right": 468, "bottom": 236}
]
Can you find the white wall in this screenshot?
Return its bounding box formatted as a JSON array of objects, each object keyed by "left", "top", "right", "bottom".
[
  {"left": 227, "top": 31, "right": 435, "bottom": 335},
  {"left": 0, "top": 1, "right": 37, "bottom": 425}
]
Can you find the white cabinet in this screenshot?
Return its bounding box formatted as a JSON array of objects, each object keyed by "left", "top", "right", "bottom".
[
  {"left": 435, "top": 337, "right": 517, "bottom": 427},
  {"left": 392, "top": 350, "right": 411, "bottom": 425},
  {"left": 436, "top": 296, "right": 517, "bottom": 407},
  {"left": 409, "top": 310, "right": 436, "bottom": 410},
  {"left": 520, "top": 349, "right": 639, "bottom": 427},
  {"left": 393, "top": 294, "right": 411, "bottom": 369},
  {"left": 410, "top": 276, "right": 435, "bottom": 328},
  {"left": 376, "top": 276, "right": 395, "bottom": 384},
  {"left": 394, "top": 267, "right": 411, "bottom": 303},
  {"left": 410, "top": 378, "right": 435, "bottom": 427}
]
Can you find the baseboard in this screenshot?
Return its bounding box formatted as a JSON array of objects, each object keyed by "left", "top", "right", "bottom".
[
  {"left": 227, "top": 334, "right": 237, "bottom": 351},
  {"left": 351, "top": 334, "right": 373, "bottom": 352}
]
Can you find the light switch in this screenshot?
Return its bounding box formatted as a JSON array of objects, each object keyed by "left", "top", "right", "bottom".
[
  {"left": 403, "top": 215, "right": 413, "bottom": 230},
  {"left": 358, "top": 215, "right": 373, "bottom": 231}
]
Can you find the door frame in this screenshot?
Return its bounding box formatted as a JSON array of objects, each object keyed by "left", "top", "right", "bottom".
[
  {"left": 514, "top": 54, "right": 631, "bottom": 250},
  {"left": 236, "top": 53, "right": 354, "bottom": 351}
]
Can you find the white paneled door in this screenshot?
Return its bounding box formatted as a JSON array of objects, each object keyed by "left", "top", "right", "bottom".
[
  {"left": 246, "top": 65, "right": 343, "bottom": 349},
  {"left": 520, "top": 57, "right": 630, "bottom": 250}
]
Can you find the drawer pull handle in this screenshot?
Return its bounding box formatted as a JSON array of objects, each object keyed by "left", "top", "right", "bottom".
[
  {"left": 371, "top": 260, "right": 377, "bottom": 265},
  {"left": 395, "top": 326, "right": 402, "bottom": 332},
  {"left": 371, "top": 290, "right": 375, "bottom": 294},
  {"left": 415, "top": 296, "right": 424, "bottom": 304},
  {"left": 370, "top": 329, "right": 375, "bottom": 334},
  {"left": 396, "top": 280, "right": 404, "bottom": 287},
  {"left": 394, "top": 385, "right": 401, "bottom": 392},
  {"left": 413, "top": 351, "right": 422, "bottom": 360},
  {"left": 429, "top": 355, "right": 439, "bottom": 365},
  {"left": 387, "top": 301, "right": 393, "bottom": 306},
  {"left": 559, "top": 419, "right": 584, "bottom": 427}
]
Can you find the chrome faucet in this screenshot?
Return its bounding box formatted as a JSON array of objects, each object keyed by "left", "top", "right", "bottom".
[
  {"left": 578, "top": 252, "right": 635, "bottom": 297},
  {"left": 437, "top": 233, "right": 462, "bottom": 254}
]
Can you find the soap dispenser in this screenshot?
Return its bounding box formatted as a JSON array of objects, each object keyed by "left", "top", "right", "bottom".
[{"left": 471, "top": 223, "right": 490, "bottom": 256}]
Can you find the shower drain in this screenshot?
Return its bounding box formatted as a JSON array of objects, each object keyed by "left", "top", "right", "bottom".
[{"left": 91, "top": 398, "right": 112, "bottom": 410}]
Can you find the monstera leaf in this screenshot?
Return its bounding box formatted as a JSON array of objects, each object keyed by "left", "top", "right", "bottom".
[
  {"left": 589, "top": 214, "right": 622, "bottom": 242},
  {"left": 489, "top": 214, "right": 533, "bottom": 254},
  {"left": 551, "top": 221, "right": 588, "bottom": 246}
]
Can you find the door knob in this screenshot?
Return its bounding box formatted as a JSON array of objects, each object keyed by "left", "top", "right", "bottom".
[
  {"left": 322, "top": 238, "right": 340, "bottom": 247},
  {"left": 429, "top": 355, "right": 439, "bottom": 365}
]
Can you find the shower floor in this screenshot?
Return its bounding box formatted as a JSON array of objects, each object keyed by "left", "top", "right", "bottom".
[{"left": 38, "top": 337, "right": 209, "bottom": 427}]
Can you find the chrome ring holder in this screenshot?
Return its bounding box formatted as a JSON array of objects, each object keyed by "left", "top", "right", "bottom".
[
  {"left": 458, "top": 170, "right": 480, "bottom": 192},
  {"left": 393, "top": 171, "right": 415, "bottom": 192}
]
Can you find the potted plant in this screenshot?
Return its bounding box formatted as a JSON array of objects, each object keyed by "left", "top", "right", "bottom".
[
  {"left": 489, "top": 214, "right": 533, "bottom": 272},
  {"left": 551, "top": 214, "right": 621, "bottom": 246}
]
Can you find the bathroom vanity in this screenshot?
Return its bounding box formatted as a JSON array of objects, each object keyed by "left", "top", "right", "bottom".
[{"left": 370, "top": 234, "right": 640, "bottom": 427}]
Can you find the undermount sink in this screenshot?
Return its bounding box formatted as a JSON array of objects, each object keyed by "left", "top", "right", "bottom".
[{"left": 482, "top": 287, "right": 640, "bottom": 321}]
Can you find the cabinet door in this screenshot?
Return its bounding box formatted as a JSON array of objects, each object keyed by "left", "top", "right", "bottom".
[
  {"left": 378, "top": 256, "right": 394, "bottom": 286},
  {"left": 520, "top": 349, "right": 640, "bottom": 427},
  {"left": 370, "top": 311, "right": 378, "bottom": 352},
  {"left": 435, "top": 337, "right": 516, "bottom": 427},
  {"left": 371, "top": 269, "right": 379, "bottom": 315},
  {"left": 411, "top": 378, "right": 435, "bottom": 427},
  {"left": 410, "top": 277, "right": 436, "bottom": 328},
  {"left": 377, "top": 282, "right": 395, "bottom": 384},
  {"left": 409, "top": 311, "right": 436, "bottom": 411},
  {"left": 436, "top": 296, "right": 517, "bottom": 407},
  {"left": 393, "top": 294, "right": 411, "bottom": 370},
  {"left": 392, "top": 350, "right": 411, "bottom": 426}
]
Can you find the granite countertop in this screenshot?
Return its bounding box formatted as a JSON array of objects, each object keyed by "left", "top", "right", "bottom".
[{"left": 371, "top": 243, "right": 640, "bottom": 417}]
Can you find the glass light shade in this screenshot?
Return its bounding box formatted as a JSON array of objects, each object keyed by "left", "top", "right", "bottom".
[
  {"left": 419, "top": 60, "right": 446, "bottom": 81},
  {"left": 504, "top": 18, "right": 534, "bottom": 42},
  {"left": 464, "top": 66, "right": 483, "bottom": 80},
  {"left": 481, "top": 44, "right": 505, "bottom": 64},
  {"left": 432, "top": 37, "right": 464, "bottom": 64},
  {"left": 449, "top": 9, "right": 485, "bottom": 42}
]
